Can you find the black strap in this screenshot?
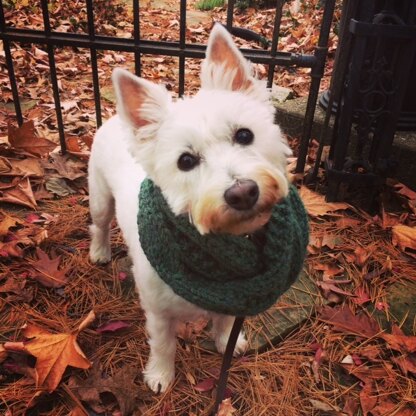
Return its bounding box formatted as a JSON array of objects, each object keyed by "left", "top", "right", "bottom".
[{"left": 212, "top": 316, "right": 245, "bottom": 415}]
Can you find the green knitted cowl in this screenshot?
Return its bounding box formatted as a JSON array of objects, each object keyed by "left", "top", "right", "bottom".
[{"left": 138, "top": 178, "right": 309, "bottom": 316}]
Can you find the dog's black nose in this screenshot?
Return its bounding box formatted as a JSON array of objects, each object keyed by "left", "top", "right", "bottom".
[{"left": 224, "top": 180, "right": 259, "bottom": 211}]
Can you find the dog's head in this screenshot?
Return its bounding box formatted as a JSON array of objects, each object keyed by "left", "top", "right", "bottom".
[{"left": 113, "top": 24, "right": 292, "bottom": 235}]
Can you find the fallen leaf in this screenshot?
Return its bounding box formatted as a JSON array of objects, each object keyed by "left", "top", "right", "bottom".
[
  {"left": 0, "top": 345, "right": 7, "bottom": 362},
  {"left": 0, "top": 214, "right": 22, "bottom": 236},
  {"left": 309, "top": 399, "right": 338, "bottom": 412},
  {"left": 299, "top": 186, "right": 351, "bottom": 217},
  {"left": 342, "top": 396, "right": 359, "bottom": 416},
  {"left": 0, "top": 156, "right": 44, "bottom": 177},
  {"left": 319, "top": 306, "right": 381, "bottom": 338},
  {"left": 335, "top": 217, "right": 362, "bottom": 229},
  {"left": 8, "top": 121, "right": 57, "bottom": 157},
  {"left": 0, "top": 177, "right": 37, "bottom": 209},
  {"left": 0, "top": 275, "right": 33, "bottom": 302},
  {"left": 352, "top": 286, "right": 371, "bottom": 305},
  {"left": 393, "top": 182, "right": 416, "bottom": 201},
  {"left": 392, "top": 225, "right": 416, "bottom": 251},
  {"left": 68, "top": 363, "right": 139, "bottom": 415},
  {"left": 42, "top": 153, "right": 86, "bottom": 181},
  {"left": 96, "top": 321, "right": 131, "bottom": 333},
  {"left": 217, "top": 398, "right": 237, "bottom": 416},
  {"left": 391, "top": 354, "right": 416, "bottom": 376},
  {"left": 381, "top": 332, "right": 416, "bottom": 354},
  {"left": 68, "top": 406, "right": 88, "bottom": 416},
  {"left": 29, "top": 248, "right": 69, "bottom": 288},
  {"left": 194, "top": 377, "right": 216, "bottom": 392},
  {"left": 353, "top": 246, "right": 372, "bottom": 266},
  {"left": 4, "top": 311, "right": 94, "bottom": 392},
  {"left": 176, "top": 318, "right": 208, "bottom": 342}
]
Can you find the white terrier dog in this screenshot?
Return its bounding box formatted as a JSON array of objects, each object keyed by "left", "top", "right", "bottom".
[{"left": 88, "top": 24, "right": 291, "bottom": 393}]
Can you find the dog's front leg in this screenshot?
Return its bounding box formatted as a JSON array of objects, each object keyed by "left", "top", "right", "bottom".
[
  {"left": 211, "top": 314, "right": 248, "bottom": 356},
  {"left": 143, "top": 312, "right": 176, "bottom": 393}
]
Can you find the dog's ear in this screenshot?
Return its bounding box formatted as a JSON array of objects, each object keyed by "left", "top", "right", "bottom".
[
  {"left": 112, "top": 68, "right": 170, "bottom": 129},
  {"left": 202, "top": 23, "right": 254, "bottom": 92}
]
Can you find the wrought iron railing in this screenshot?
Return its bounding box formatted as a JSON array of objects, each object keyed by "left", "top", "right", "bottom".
[{"left": 1, "top": 0, "right": 336, "bottom": 164}]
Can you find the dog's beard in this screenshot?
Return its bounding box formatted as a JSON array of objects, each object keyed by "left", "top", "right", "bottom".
[{"left": 191, "top": 169, "right": 287, "bottom": 235}]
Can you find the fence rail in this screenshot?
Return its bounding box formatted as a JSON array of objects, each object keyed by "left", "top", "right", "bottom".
[{"left": 0, "top": 0, "right": 336, "bottom": 165}]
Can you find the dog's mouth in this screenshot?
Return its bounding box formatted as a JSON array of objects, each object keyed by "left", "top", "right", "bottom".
[
  {"left": 192, "top": 169, "right": 288, "bottom": 235},
  {"left": 212, "top": 200, "right": 278, "bottom": 235}
]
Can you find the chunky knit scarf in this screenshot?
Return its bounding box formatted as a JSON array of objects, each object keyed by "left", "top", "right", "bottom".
[{"left": 138, "top": 178, "right": 309, "bottom": 316}]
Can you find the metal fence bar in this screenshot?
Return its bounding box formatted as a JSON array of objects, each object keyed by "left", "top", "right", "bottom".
[
  {"left": 133, "top": 0, "right": 141, "bottom": 77},
  {"left": 178, "top": 0, "right": 186, "bottom": 97},
  {"left": 296, "top": 0, "right": 336, "bottom": 174},
  {"left": 0, "top": 2, "right": 23, "bottom": 125},
  {"left": 267, "top": 0, "right": 284, "bottom": 88},
  {"left": 40, "top": 0, "right": 66, "bottom": 152},
  {"left": 226, "top": 0, "right": 235, "bottom": 31},
  {"left": 86, "top": 0, "right": 102, "bottom": 127},
  {"left": 0, "top": 28, "right": 317, "bottom": 66}
]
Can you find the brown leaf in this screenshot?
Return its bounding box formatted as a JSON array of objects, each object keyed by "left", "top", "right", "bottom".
[
  {"left": 176, "top": 318, "right": 208, "bottom": 342},
  {"left": 319, "top": 306, "right": 381, "bottom": 338},
  {"left": 393, "top": 182, "right": 416, "bottom": 201},
  {"left": 0, "top": 177, "right": 37, "bottom": 209},
  {"left": 299, "top": 186, "right": 351, "bottom": 217},
  {"left": 392, "top": 225, "right": 416, "bottom": 251},
  {"left": 29, "top": 248, "right": 69, "bottom": 288},
  {"left": 335, "top": 217, "right": 362, "bottom": 229},
  {"left": 68, "top": 364, "right": 139, "bottom": 415},
  {"left": 0, "top": 213, "right": 22, "bottom": 236},
  {"left": 0, "top": 344, "right": 7, "bottom": 363},
  {"left": 381, "top": 332, "right": 416, "bottom": 353},
  {"left": 4, "top": 317, "right": 93, "bottom": 392},
  {"left": 8, "top": 121, "right": 57, "bottom": 157},
  {"left": 68, "top": 406, "right": 88, "bottom": 416},
  {"left": 217, "top": 398, "right": 237, "bottom": 416},
  {"left": 353, "top": 246, "right": 372, "bottom": 267},
  {"left": 0, "top": 156, "right": 44, "bottom": 178},
  {"left": 342, "top": 396, "right": 359, "bottom": 416},
  {"left": 0, "top": 275, "right": 33, "bottom": 302},
  {"left": 391, "top": 354, "right": 416, "bottom": 376},
  {"left": 42, "top": 153, "right": 86, "bottom": 181}
]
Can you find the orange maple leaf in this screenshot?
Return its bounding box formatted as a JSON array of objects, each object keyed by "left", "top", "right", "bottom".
[
  {"left": 299, "top": 186, "right": 350, "bottom": 217},
  {"left": 4, "top": 310, "right": 94, "bottom": 392}
]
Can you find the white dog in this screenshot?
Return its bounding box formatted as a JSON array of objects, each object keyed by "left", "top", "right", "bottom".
[{"left": 88, "top": 24, "right": 291, "bottom": 393}]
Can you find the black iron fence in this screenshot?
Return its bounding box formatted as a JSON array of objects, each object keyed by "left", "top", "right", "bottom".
[{"left": 1, "top": 0, "right": 336, "bottom": 161}]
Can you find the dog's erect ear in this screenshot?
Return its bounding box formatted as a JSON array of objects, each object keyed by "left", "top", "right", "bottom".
[
  {"left": 112, "top": 68, "right": 170, "bottom": 130},
  {"left": 202, "top": 23, "right": 253, "bottom": 92}
]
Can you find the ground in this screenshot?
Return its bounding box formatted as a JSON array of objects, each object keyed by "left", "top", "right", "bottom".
[{"left": 1, "top": 1, "right": 416, "bottom": 415}]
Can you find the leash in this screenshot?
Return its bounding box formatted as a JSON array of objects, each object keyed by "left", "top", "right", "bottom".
[{"left": 212, "top": 316, "right": 245, "bottom": 415}]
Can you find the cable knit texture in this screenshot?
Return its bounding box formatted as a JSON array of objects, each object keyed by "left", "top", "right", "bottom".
[{"left": 138, "top": 178, "right": 309, "bottom": 316}]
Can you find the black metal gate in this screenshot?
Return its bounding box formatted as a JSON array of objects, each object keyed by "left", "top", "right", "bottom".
[{"left": 1, "top": 0, "right": 336, "bottom": 160}]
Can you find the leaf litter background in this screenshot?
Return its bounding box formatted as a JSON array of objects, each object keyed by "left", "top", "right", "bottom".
[{"left": 1, "top": 0, "right": 416, "bottom": 415}]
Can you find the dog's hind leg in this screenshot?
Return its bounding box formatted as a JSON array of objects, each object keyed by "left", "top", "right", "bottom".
[
  {"left": 143, "top": 312, "right": 176, "bottom": 393},
  {"left": 89, "top": 170, "right": 115, "bottom": 264},
  {"left": 211, "top": 314, "right": 247, "bottom": 356}
]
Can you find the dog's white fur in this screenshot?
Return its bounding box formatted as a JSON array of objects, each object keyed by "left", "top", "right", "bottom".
[{"left": 88, "top": 24, "right": 291, "bottom": 393}]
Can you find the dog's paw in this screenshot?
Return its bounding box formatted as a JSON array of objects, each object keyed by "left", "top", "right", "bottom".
[
  {"left": 215, "top": 331, "right": 248, "bottom": 356},
  {"left": 143, "top": 362, "right": 175, "bottom": 393},
  {"left": 89, "top": 244, "right": 111, "bottom": 264}
]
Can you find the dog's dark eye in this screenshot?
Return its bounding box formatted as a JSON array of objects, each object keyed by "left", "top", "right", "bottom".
[
  {"left": 177, "top": 152, "right": 200, "bottom": 171},
  {"left": 234, "top": 128, "right": 254, "bottom": 145}
]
